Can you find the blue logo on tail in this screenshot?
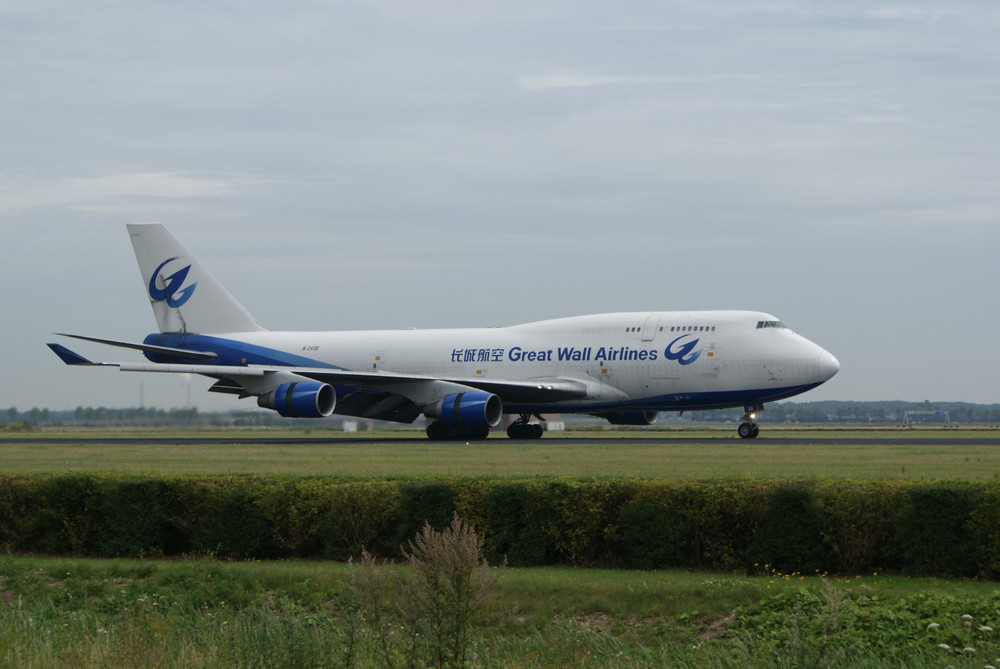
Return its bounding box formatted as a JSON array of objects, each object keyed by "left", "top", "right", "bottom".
[
  {"left": 149, "top": 257, "right": 197, "bottom": 308},
  {"left": 664, "top": 335, "right": 703, "bottom": 365}
]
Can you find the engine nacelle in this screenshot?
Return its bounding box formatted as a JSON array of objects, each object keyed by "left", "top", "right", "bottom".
[
  {"left": 257, "top": 381, "right": 336, "bottom": 418},
  {"left": 425, "top": 392, "right": 502, "bottom": 428},
  {"left": 598, "top": 410, "right": 660, "bottom": 426}
]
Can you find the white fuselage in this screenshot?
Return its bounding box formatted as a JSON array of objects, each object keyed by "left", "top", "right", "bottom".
[{"left": 188, "top": 310, "right": 838, "bottom": 414}]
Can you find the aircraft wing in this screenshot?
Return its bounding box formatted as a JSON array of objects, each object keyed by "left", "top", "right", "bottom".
[{"left": 47, "top": 343, "right": 589, "bottom": 407}]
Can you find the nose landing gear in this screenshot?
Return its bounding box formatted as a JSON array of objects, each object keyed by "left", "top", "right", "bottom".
[{"left": 738, "top": 404, "right": 763, "bottom": 439}]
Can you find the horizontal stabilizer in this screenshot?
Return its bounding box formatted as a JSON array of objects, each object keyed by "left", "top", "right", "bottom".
[
  {"left": 55, "top": 333, "right": 218, "bottom": 361},
  {"left": 47, "top": 343, "right": 96, "bottom": 366}
]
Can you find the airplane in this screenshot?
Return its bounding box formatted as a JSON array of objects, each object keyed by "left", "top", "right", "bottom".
[{"left": 48, "top": 223, "right": 839, "bottom": 440}]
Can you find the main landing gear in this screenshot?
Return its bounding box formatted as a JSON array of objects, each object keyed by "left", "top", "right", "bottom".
[
  {"left": 425, "top": 422, "right": 490, "bottom": 441},
  {"left": 507, "top": 414, "right": 544, "bottom": 439},
  {"left": 738, "top": 404, "right": 763, "bottom": 439}
]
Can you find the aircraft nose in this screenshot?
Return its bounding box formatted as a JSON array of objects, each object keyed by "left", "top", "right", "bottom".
[{"left": 817, "top": 350, "right": 840, "bottom": 382}]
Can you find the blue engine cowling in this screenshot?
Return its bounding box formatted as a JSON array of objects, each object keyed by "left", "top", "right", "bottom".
[
  {"left": 426, "top": 392, "right": 502, "bottom": 428},
  {"left": 257, "top": 381, "right": 336, "bottom": 418},
  {"left": 597, "top": 410, "right": 660, "bottom": 426}
]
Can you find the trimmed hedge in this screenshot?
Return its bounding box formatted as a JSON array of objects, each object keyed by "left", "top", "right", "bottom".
[{"left": 3, "top": 475, "right": 1000, "bottom": 578}]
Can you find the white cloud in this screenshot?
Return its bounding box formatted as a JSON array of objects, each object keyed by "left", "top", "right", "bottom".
[
  {"left": 0, "top": 172, "right": 246, "bottom": 214},
  {"left": 869, "top": 6, "right": 988, "bottom": 23},
  {"left": 516, "top": 72, "right": 695, "bottom": 91}
]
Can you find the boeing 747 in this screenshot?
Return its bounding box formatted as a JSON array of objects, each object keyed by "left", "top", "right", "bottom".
[{"left": 49, "top": 224, "right": 839, "bottom": 439}]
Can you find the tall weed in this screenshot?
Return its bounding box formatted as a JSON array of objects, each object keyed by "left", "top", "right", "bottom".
[{"left": 352, "top": 513, "right": 502, "bottom": 668}]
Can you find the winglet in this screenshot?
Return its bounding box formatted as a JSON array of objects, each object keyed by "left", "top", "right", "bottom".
[{"left": 47, "top": 343, "right": 95, "bottom": 366}]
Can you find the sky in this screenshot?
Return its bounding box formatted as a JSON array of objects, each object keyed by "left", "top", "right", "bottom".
[{"left": 2, "top": 1, "right": 999, "bottom": 412}]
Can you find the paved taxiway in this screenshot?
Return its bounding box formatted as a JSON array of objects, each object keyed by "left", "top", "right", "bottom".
[{"left": 3, "top": 435, "right": 999, "bottom": 446}]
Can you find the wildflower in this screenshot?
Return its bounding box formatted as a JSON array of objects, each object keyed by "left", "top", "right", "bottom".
[
  {"left": 963, "top": 647, "right": 976, "bottom": 654},
  {"left": 980, "top": 626, "right": 994, "bottom": 632},
  {"left": 962, "top": 614, "right": 975, "bottom": 621},
  {"left": 938, "top": 644, "right": 952, "bottom": 650},
  {"left": 927, "top": 623, "right": 941, "bottom": 630}
]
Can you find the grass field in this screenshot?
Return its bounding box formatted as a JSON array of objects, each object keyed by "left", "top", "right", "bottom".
[
  {"left": 5, "top": 425, "right": 1000, "bottom": 666},
  {"left": 3, "top": 553, "right": 1000, "bottom": 668},
  {"left": 2, "top": 425, "right": 998, "bottom": 478}
]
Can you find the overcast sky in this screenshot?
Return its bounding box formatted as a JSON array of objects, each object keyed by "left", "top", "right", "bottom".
[{"left": 2, "top": 1, "right": 998, "bottom": 412}]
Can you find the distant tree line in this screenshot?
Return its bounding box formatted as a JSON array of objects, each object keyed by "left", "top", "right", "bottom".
[{"left": 4, "top": 400, "right": 1000, "bottom": 428}]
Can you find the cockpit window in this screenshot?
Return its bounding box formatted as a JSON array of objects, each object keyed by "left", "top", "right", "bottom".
[{"left": 756, "top": 320, "right": 786, "bottom": 329}]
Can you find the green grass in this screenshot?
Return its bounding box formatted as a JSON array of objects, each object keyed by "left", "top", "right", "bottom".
[
  {"left": 1, "top": 426, "right": 998, "bottom": 478},
  {"left": 2, "top": 555, "right": 1000, "bottom": 668},
  {"left": 5, "top": 426, "right": 1000, "bottom": 666}
]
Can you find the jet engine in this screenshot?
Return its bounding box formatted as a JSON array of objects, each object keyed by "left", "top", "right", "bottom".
[
  {"left": 257, "top": 381, "right": 336, "bottom": 418},
  {"left": 597, "top": 410, "right": 660, "bottom": 426},
  {"left": 425, "top": 391, "right": 503, "bottom": 428}
]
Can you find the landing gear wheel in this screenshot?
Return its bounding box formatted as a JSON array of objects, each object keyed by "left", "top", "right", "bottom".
[
  {"left": 425, "top": 422, "right": 490, "bottom": 441},
  {"left": 506, "top": 423, "right": 527, "bottom": 439},
  {"left": 507, "top": 414, "right": 545, "bottom": 439},
  {"left": 738, "top": 404, "right": 763, "bottom": 439}
]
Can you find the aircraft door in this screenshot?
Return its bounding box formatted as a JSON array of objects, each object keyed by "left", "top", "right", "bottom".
[{"left": 641, "top": 314, "right": 661, "bottom": 342}]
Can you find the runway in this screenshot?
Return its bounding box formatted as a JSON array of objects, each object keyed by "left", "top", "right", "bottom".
[{"left": 4, "top": 435, "right": 1000, "bottom": 446}]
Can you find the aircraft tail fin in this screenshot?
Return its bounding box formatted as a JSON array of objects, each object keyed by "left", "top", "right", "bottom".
[{"left": 127, "top": 223, "right": 267, "bottom": 334}]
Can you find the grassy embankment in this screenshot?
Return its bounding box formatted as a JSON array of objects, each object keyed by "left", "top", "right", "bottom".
[{"left": 4, "top": 426, "right": 1000, "bottom": 666}]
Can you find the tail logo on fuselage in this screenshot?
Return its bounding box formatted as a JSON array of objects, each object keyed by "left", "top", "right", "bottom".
[
  {"left": 664, "top": 335, "right": 702, "bottom": 365},
  {"left": 149, "top": 257, "right": 197, "bottom": 308}
]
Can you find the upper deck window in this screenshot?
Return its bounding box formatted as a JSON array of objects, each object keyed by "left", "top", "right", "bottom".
[
  {"left": 668, "top": 325, "right": 716, "bottom": 332},
  {"left": 756, "top": 320, "right": 787, "bottom": 329}
]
